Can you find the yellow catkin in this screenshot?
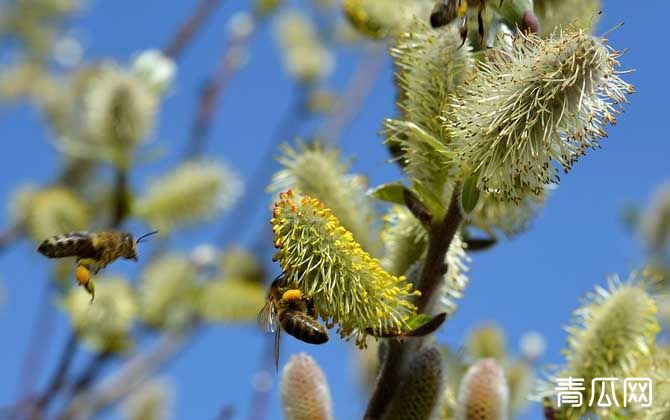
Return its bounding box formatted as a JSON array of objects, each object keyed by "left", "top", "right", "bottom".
[{"left": 271, "top": 190, "right": 419, "bottom": 346}]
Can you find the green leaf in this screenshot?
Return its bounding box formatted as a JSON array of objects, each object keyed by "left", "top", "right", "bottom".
[
  {"left": 412, "top": 182, "right": 444, "bottom": 220},
  {"left": 460, "top": 175, "right": 481, "bottom": 215},
  {"left": 407, "top": 314, "right": 434, "bottom": 330},
  {"left": 368, "top": 183, "right": 405, "bottom": 205}
]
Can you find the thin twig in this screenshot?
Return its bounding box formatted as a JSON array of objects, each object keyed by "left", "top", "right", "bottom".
[
  {"left": 364, "top": 189, "right": 463, "bottom": 419},
  {"left": 247, "top": 337, "right": 277, "bottom": 420},
  {"left": 31, "top": 334, "right": 78, "bottom": 418},
  {"left": 242, "top": 49, "right": 389, "bottom": 420},
  {"left": 163, "top": 0, "right": 223, "bottom": 60},
  {"left": 14, "top": 283, "right": 57, "bottom": 399},
  {"left": 0, "top": 224, "right": 21, "bottom": 255},
  {"left": 59, "top": 330, "right": 192, "bottom": 420},
  {"left": 183, "top": 16, "right": 261, "bottom": 159},
  {"left": 318, "top": 45, "right": 386, "bottom": 144},
  {"left": 217, "top": 90, "right": 310, "bottom": 247}
]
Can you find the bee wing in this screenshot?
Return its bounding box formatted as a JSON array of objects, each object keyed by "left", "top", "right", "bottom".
[{"left": 257, "top": 301, "right": 279, "bottom": 334}]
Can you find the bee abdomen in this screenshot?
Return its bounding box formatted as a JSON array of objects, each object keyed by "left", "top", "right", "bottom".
[
  {"left": 280, "top": 310, "right": 328, "bottom": 345},
  {"left": 37, "top": 232, "right": 96, "bottom": 259}
]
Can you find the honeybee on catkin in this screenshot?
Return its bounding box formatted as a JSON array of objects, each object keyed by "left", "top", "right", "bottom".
[
  {"left": 257, "top": 275, "right": 328, "bottom": 371},
  {"left": 38, "top": 230, "right": 158, "bottom": 301}
]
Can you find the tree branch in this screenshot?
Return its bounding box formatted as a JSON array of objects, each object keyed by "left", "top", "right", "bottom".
[
  {"left": 163, "top": 0, "right": 223, "bottom": 60},
  {"left": 183, "top": 15, "right": 260, "bottom": 159},
  {"left": 364, "top": 188, "right": 463, "bottom": 419}
]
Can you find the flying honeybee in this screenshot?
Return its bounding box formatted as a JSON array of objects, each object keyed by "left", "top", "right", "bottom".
[
  {"left": 38, "top": 230, "right": 158, "bottom": 300},
  {"left": 257, "top": 275, "right": 329, "bottom": 370},
  {"left": 430, "top": 0, "right": 504, "bottom": 46}
]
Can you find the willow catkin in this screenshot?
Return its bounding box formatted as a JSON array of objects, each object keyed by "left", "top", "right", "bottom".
[
  {"left": 455, "top": 358, "right": 509, "bottom": 420},
  {"left": 385, "top": 346, "right": 444, "bottom": 420},
  {"left": 280, "top": 353, "right": 333, "bottom": 420}
]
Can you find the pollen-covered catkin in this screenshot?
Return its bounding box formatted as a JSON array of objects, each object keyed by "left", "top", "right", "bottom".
[
  {"left": 120, "top": 378, "right": 173, "bottom": 420},
  {"left": 280, "top": 353, "right": 333, "bottom": 420},
  {"left": 274, "top": 11, "right": 333, "bottom": 83},
  {"left": 134, "top": 161, "right": 241, "bottom": 231},
  {"left": 61, "top": 276, "right": 138, "bottom": 353},
  {"left": 342, "top": 0, "right": 432, "bottom": 39},
  {"left": 446, "top": 29, "right": 633, "bottom": 202},
  {"left": 385, "top": 22, "right": 473, "bottom": 195},
  {"left": 385, "top": 346, "right": 444, "bottom": 420},
  {"left": 138, "top": 255, "right": 199, "bottom": 330},
  {"left": 270, "top": 142, "right": 378, "bottom": 253},
  {"left": 455, "top": 358, "right": 509, "bottom": 420},
  {"left": 555, "top": 276, "right": 659, "bottom": 419},
  {"left": 534, "top": 0, "right": 601, "bottom": 37},
  {"left": 271, "top": 190, "right": 419, "bottom": 346},
  {"left": 18, "top": 186, "right": 89, "bottom": 243}
]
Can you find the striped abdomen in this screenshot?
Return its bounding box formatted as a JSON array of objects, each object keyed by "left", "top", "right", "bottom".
[
  {"left": 37, "top": 232, "right": 97, "bottom": 259},
  {"left": 279, "top": 310, "right": 328, "bottom": 344}
]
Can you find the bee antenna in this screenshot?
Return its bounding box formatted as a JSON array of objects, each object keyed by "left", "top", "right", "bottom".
[{"left": 136, "top": 230, "right": 159, "bottom": 244}]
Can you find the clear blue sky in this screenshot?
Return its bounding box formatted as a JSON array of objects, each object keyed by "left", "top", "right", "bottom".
[{"left": 0, "top": 1, "right": 668, "bottom": 419}]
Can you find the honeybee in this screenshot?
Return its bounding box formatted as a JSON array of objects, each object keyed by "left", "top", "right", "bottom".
[
  {"left": 430, "top": 0, "right": 504, "bottom": 47},
  {"left": 38, "top": 230, "right": 158, "bottom": 300},
  {"left": 257, "top": 275, "right": 329, "bottom": 371}
]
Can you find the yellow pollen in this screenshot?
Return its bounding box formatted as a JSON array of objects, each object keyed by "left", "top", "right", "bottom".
[{"left": 282, "top": 289, "right": 303, "bottom": 302}]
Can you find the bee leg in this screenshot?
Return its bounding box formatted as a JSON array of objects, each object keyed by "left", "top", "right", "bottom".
[
  {"left": 477, "top": 1, "right": 485, "bottom": 47},
  {"left": 305, "top": 297, "right": 317, "bottom": 318},
  {"left": 274, "top": 330, "right": 281, "bottom": 372},
  {"left": 75, "top": 264, "right": 95, "bottom": 302},
  {"left": 458, "top": 17, "right": 468, "bottom": 48},
  {"left": 85, "top": 280, "right": 95, "bottom": 302}
]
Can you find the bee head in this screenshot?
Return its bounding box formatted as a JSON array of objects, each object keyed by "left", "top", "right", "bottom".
[
  {"left": 121, "top": 233, "right": 138, "bottom": 261},
  {"left": 125, "top": 230, "right": 159, "bottom": 261}
]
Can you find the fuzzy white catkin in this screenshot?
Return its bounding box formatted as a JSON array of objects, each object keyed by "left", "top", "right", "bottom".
[
  {"left": 274, "top": 11, "right": 333, "bottom": 83},
  {"left": 455, "top": 358, "right": 509, "bottom": 420},
  {"left": 447, "top": 29, "right": 632, "bottom": 202},
  {"left": 132, "top": 49, "right": 176, "bottom": 94},
  {"left": 270, "top": 142, "right": 378, "bottom": 254},
  {"left": 121, "top": 378, "right": 172, "bottom": 420},
  {"left": 83, "top": 64, "right": 158, "bottom": 149},
  {"left": 138, "top": 255, "right": 198, "bottom": 330},
  {"left": 280, "top": 353, "right": 333, "bottom": 420},
  {"left": 61, "top": 276, "right": 138, "bottom": 352},
  {"left": 133, "top": 161, "right": 241, "bottom": 231}
]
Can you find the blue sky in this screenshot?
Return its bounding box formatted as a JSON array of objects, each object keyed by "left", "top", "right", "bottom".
[{"left": 0, "top": 1, "right": 668, "bottom": 419}]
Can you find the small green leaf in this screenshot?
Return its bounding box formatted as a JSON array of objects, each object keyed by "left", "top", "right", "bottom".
[
  {"left": 407, "top": 314, "right": 434, "bottom": 330},
  {"left": 412, "top": 182, "right": 444, "bottom": 220},
  {"left": 460, "top": 175, "right": 481, "bottom": 215},
  {"left": 368, "top": 183, "right": 405, "bottom": 205}
]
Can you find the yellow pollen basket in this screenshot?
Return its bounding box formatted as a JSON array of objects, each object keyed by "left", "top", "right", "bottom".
[
  {"left": 458, "top": 0, "right": 468, "bottom": 17},
  {"left": 75, "top": 265, "right": 91, "bottom": 286},
  {"left": 282, "top": 289, "right": 303, "bottom": 302}
]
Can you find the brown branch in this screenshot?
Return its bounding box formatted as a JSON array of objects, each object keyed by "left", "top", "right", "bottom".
[
  {"left": 0, "top": 224, "right": 21, "bottom": 255},
  {"left": 318, "top": 45, "right": 386, "bottom": 144},
  {"left": 217, "top": 90, "right": 309, "bottom": 247},
  {"left": 30, "top": 334, "right": 78, "bottom": 418},
  {"left": 183, "top": 16, "right": 260, "bottom": 159},
  {"left": 364, "top": 189, "right": 463, "bottom": 419},
  {"left": 14, "top": 283, "right": 57, "bottom": 399},
  {"left": 59, "top": 330, "right": 192, "bottom": 419},
  {"left": 163, "top": 0, "right": 223, "bottom": 60}
]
